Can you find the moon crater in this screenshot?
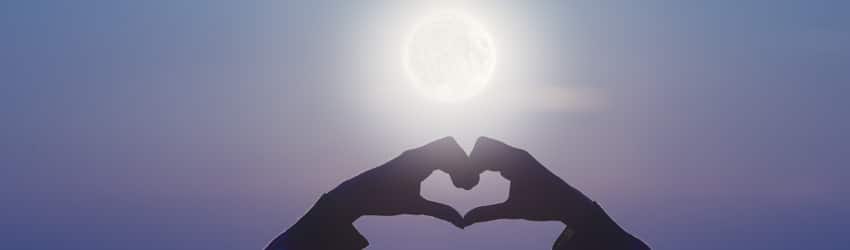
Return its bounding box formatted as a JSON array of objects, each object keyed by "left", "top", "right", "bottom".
[{"left": 405, "top": 13, "right": 495, "bottom": 102}]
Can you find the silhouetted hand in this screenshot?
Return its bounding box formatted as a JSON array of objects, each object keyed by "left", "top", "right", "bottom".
[
  {"left": 464, "top": 137, "right": 650, "bottom": 249},
  {"left": 326, "top": 136, "right": 478, "bottom": 227},
  {"left": 266, "top": 136, "right": 649, "bottom": 250},
  {"left": 463, "top": 137, "right": 596, "bottom": 226},
  {"left": 265, "top": 137, "right": 479, "bottom": 250}
]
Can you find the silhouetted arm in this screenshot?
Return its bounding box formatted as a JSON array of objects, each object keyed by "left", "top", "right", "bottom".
[
  {"left": 265, "top": 137, "right": 474, "bottom": 250},
  {"left": 264, "top": 194, "right": 366, "bottom": 250},
  {"left": 465, "top": 137, "right": 650, "bottom": 250},
  {"left": 551, "top": 202, "right": 649, "bottom": 250}
]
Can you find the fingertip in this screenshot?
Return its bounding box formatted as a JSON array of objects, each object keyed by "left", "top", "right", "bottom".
[
  {"left": 457, "top": 220, "right": 472, "bottom": 229},
  {"left": 417, "top": 199, "right": 465, "bottom": 228},
  {"left": 431, "top": 136, "right": 460, "bottom": 148},
  {"left": 473, "top": 136, "right": 507, "bottom": 149},
  {"left": 452, "top": 218, "right": 467, "bottom": 229},
  {"left": 469, "top": 137, "right": 513, "bottom": 173},
  {"left": 413, "top": 136, "right": 466, "bottom": 161},
  {"left": 464, "top": 207, "right": 487, "bottom": 225},
  {"left": 475, "top": 136, "right": 497, "bottom": 144},
  {"left": 464, "top": 203, "right": 512, "bottom": 225},
  {"left": 470, "top": 136, "right": 503, "bottom": 158},
  {"left": 471, "top": 137, "right": 489, "bottom": 154},
  {"left": 417, "top": 137, "right": 479, "bottom": 188},
  {"left": 438, "top": 136, "right": 457, "bottom": 143},
  {"left": 451, "top": 169, "right": 479, "bottom": 190}
]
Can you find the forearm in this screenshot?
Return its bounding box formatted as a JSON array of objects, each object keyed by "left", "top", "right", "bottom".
[
  {"left": 264, "top": 194, "right": 368, "bottom": 250},
  {"left": 554, "top": 202, "right": 650, "bottom": 250}
]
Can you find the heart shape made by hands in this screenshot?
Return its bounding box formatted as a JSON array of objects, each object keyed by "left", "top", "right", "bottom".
[{"left": 420, "top": 170, "right": 510, "bottom": 216}]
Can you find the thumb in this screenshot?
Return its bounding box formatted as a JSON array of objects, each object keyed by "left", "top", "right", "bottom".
[
  {"left": 463, "top": 202, "right": 517, "bottom": 227},
  {"left": 410, "top": 198, "right": 465, "bottom": 228}
]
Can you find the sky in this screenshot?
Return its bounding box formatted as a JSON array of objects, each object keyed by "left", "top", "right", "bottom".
[{"left": 2, "top": 1, "right": 849, "bottom": 249}]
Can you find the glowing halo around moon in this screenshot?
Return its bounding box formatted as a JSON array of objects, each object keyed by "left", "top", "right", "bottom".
[{"left": 404, "top": 13, "right": 496, "bottom": 102}]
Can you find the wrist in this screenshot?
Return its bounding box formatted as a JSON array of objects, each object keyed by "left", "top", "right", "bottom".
[
  {"left": 553, "top": 183, "right": 597, "bottom": 224},
  {"left": 274, "top": 194, "right": 369, "bottom": 250},
  {"left": 561, "top": 202, "right": 624, "bottom": 233},
  {"left": 557, "top": 199, "right": 597, "bottom": 225},
  {"left": 303, "top": 193, "right": 361, "bottom": 225}
]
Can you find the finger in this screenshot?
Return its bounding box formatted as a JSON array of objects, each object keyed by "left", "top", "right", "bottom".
[
  {"left": 463, "top": 202, "right": 517, "bottom": 227},
  {"left": 403, "top": 137, "right": 479, "bottom": 189},
  {"left": 469, "top": 137, "right": 536, "bottom": 179},
  {"left": 409, "top": 198, "right": 465, "bottom": 228}
]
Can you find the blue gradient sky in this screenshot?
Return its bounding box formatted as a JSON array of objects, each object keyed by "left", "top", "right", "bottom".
[{"left": 2, "top": 1, "right": 849, "bottom": 249}]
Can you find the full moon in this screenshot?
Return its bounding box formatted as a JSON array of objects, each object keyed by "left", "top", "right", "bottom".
[{"left": 404, "top": 13, "right": 495, "bottom": 102}]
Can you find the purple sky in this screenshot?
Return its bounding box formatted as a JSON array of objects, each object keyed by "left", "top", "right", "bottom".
[{"left": 2, "top": 1, "right": 849, "bottom": 249}]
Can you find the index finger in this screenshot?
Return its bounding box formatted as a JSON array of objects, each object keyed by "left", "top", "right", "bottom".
[
  {"left": 468, "top": 137, "right": 540, "bottom": 180},
  {"left": 397, "top": 137, "right": 478, "bottom": 189}
]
